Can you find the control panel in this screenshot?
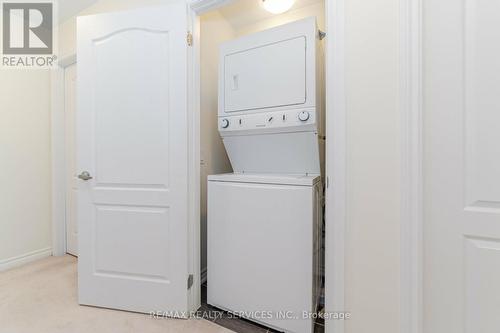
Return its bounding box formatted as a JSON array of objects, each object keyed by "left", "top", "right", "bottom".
[{"left": 218, "top": 108, "right": 317, "bottom": 136}]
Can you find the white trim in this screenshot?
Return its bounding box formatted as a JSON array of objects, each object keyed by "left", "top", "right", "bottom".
[
  {"left": 184, "top": 0, "right": 244, "bottom": 310},
  {"left": 324, "top": 0, "right": 346, "bottom": 331},
  {"left": 186, "top": 0, "right": 242, "bottom": 299},
  {"left": 0, "top": 248, "right": 53, "bottom": 272},
  {"left": 51, "top": 54, "right": 77, "bottom": 256},
  {"left": 400, "top": 0, "right": 423, "bottom": 331},
  {"left": 188, "top": 0, "right": 236, "bottom": 15},
  {"left": 187, "top": 4, "right": 201, "bottom": 312},
  {"left": 201, "top": 267, "right": 207, "bottom": 284},
  {"left": 58, "top": 54, "right": 77, "bottom": 68}
]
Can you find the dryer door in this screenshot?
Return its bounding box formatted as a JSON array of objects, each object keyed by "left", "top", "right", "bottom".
[{"left": 223, "top": 36, "right": 306, "bottom": 113}]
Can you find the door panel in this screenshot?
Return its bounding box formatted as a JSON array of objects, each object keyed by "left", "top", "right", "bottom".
[
  {"left": 93, "top": 29, "right": 170, "bottom": 187},
  {"left": 464, "top": 0, "right": 500, "bottom": 206},
  {"left": 424, "top": 0, "right": 500, "bottom": 331},
  {"left": 464, "top": 237, "right": 500, "bottom": 332},
  {"left": 77, "top": 3, "right": 189, "bottom": 314},
  {"left": 94, "top": 205, "right": 170, "bottom": 279}
]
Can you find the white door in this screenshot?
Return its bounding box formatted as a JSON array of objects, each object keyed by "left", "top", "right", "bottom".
[
  {"left": 424, "top": 0, "right": 500, "bottom": 331},
  {"left": 77, "top": 3, "right": 191, "bottom": 314},
  {"left": 65, "top": 63, "right": 78, "bottom": 256}
]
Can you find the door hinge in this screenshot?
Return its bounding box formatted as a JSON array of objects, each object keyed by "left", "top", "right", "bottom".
[
  {"left": 187, "top": 274, "right": 194, "bottom": 289},
  {"left": 326, "top": 176, "right": 329, "bottom": 188},
  {"left": 187, "top": 31, "right": 193, "bottom": 46}
]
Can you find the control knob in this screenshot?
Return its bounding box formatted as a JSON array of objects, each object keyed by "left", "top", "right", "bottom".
[
  {"left": 298, "top": 111, "right": 310, "bottom": 122},
  {"left": 221, "top": 118, "right": 229, "bottom": 128}
]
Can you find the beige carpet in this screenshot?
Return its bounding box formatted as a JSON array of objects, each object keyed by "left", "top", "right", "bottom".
[{"left": 0, "top": 255, "right": 233, "bottom": 333}]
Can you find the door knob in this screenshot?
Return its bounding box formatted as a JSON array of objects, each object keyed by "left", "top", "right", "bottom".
[{"left": 78, "top": 171, "right": 93, "bottom": 181}]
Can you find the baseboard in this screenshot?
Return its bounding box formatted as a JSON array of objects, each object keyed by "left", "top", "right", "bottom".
[
  {"left": 201, "top": 267, "right": 207, "bottom": 284},
  {"left": 0, "top": 247, "right": 52, "bottom": 272}
]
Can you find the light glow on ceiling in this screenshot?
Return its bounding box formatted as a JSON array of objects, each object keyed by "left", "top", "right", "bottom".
[{"left": 261, "top": 0, "right": 295, "bottom": 14}]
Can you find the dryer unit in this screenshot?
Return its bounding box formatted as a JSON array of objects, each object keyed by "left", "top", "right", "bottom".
[{"left": 218, "top": 17, "right": 325, "bottom": 175}]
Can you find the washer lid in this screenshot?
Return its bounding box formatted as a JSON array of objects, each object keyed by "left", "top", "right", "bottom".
[{"left": 207, "top": 173, "right": 321, "bottom": 186}]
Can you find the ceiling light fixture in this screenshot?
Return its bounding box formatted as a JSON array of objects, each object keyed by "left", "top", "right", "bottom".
[{"left": 261, "top": 0, "right": 295, "bottom": 14}]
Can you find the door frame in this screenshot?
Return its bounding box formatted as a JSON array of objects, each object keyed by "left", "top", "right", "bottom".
[
  {"left": 50, "top": 1, "right": 345, "bottom": 330},
  {"left": 399, "top": 0, "right": 423, "bottom": 331},
  {"left": 186, "top": 3, "right": 345, "bottom": 332},
  {"left": 322, "top": 0, "right": 346, "bottom": 332},
  {"left": 62, "top": 57, "right": 78, "bottom": 257},
  {"left": 51, "top": 53, "right": 77, "bottom": 257}
]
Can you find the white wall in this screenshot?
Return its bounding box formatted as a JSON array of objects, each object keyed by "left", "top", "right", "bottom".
[
  {"left": 0, "top": 70, "right": 52, "bottom": 268},
  {"left": 199, "top": 11, "right": 234, "bottom": 276},
  {"left": 344, "top": 0, "right": 401, "bottom": 331}
]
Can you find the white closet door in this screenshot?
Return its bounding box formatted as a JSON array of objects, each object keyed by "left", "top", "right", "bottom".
[
  {"left": 424, "top": 0, "right": 500, "bottom": 331},
  {"left": 77, "top": 3, "right": 190, "bottom": 314},
  {"left": 65, "top": 63, "right": 77, "bottom": 256}
]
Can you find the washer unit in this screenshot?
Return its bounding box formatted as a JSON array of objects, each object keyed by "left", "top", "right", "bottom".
[
  {"left": 208, "top": 17, "right": 324, "bottom": 333},
  {"left": 207, "top": 174, "right": 322, "bottom": 333}
]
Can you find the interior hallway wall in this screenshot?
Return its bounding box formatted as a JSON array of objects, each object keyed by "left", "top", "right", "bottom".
[
  {"left": 0, "top": 70, "right": 52, "bottom": 269},
  {"left": 344, "top": 0, "right": 401, "bottom": 331}
]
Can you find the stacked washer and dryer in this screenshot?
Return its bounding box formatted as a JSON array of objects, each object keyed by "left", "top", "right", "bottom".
[{"left": 207, "top": 17, "right": 325, "bottom": 333}]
